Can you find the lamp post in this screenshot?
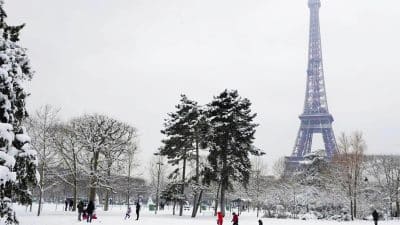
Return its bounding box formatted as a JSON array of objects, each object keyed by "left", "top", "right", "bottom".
[{"left": 154, "top": 152, "right": 164, "bottom": 215}]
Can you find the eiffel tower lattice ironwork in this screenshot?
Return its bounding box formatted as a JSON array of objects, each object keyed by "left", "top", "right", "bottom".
[{"left": 290, "top": 0, "right": 338, "bottom": 161}]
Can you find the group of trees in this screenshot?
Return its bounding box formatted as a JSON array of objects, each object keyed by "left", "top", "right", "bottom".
[
  {"left": 159, "top": 90, "right": 264, "bottom": 217},
  {"left": 261, "top": 132, "right": 400, "bottom": 220},
  {"left": 26, "top": 106, "right": 139, "bottom": 216},
  {"left": 365, "top": 155, "right": 400, "bottom": 217}
]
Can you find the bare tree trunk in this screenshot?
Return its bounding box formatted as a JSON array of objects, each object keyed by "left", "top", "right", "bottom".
[
  {"left": 37, "top": 188, "right": 43, "bottom": 216},
  {"left": 191, "top": 140, "right": 200, "bottom": 218},
  {"left": 353, "top": 171, "right": 358, "bottom": 219},
  {"left": 89, "top": 151, "right": 100, "bottom": 202},
  {"left": 72, "top": 153, "right": 77, "bottom": 212},
  {"left": 127, "top": 151, "right": 132, "bottom": 207},
  {"left": 396, "top": 174, "right": 399, "bottom": 217},
  {"left": 220, "top": 180, "right": 226, "bottom": 217},
  {"left": 104, "top": 165, "right": 112, "bottom": 211},
  {"left": 191, "top": 189, "right": 199, "bottom": 215},
  {"left": 179, "top": 155, "right": 187, "bottom": 216},
  {"left": 173, "top": 200, "right": 176, "bottom": 215},
  {"left": 350, "top": 199, "right": 354, "bottom": 221},
  {"left": 37, "top": 164, "right": 44, "bottom": 216},
  {"left": 353, "top": 193, "right": 357, "bottom": 219},
  {"left": 192, "top": 190, "right": 203, "bottom": 217},
  {"left": 104, "top": 190, "right": 110, "bottom": 211},
  {"left": 214, "top": 181, "right": 221, "bottom": 216},
  {"left": 220, "top": 153, "right": 227, "bottom": 216},
  {"left": 89, "top": 182, "right": 97, "bottom": 202},
  {"left": 73, "top": 178, "right": 77, "bottom": 212},
  {"left": 155, "top": 159, "right": 161, "bottom": 215}
]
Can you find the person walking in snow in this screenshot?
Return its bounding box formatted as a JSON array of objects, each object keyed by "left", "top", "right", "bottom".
[
  {"left": 258, "top": 219, "right": 263, "bottom": 225},
  {"left": 125, "top": 206, "right": 132, "bottom": 219},
  {"left": 77, "top": 200, "right": 84, "bottom": 221},
  {"left": 372, "top": 210, "right": 379, "bottom": 225},
  {"left": 69, "top": 199, "right": 74, "bottom": 211},
  {"left": 232, "top": 212, "right": 239, "bottom": 225},
  {"left": 217, "top": 212, "right": 224, "bottom": 225},
  {"left": 86, "top": 200, "right": 95, "bottom": 223},
  {"left": 64, "top": 199, "right": 68, "bottom": 211},
  {"left": 135, "top": 201, "right": 141, "bottom": 220}
]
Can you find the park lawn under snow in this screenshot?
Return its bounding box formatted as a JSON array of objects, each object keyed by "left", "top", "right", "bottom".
[{"left": 15, "top": 204, "right": 399, "bottom": 225}]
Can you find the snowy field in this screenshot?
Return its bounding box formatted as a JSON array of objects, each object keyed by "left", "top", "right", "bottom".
[{"left": 13, "top": 204, "right": 399, "bottom": 225}]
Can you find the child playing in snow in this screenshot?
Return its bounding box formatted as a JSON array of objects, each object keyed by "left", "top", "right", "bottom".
[
  {"left": 217, "top": 212, "right": 223, "bottom": 225},
  {"left": 125, "top": 206, "right": 132, "bottom": 219},
  {"left": 231, "top": 212, "right": 239, "bottom": 225}
]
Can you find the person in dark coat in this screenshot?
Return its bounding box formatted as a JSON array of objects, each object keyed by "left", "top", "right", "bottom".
[
  {"left": 258, "top": 219, "right": 263, "bottom": 225},
  {"left": 77, "top": 200, "right": 84, "bottom": 221},
  {"left": 69, "top": 199, "right": 74, "bottom": 211},
  {"left": 64, "top": 199, "right": 68, "bottom": 211},
  {"left": 86, "top": 200, "right": 95, "bottom": 223},
  {"left": 135, "top": 202, "right": 141, "bottom": 220},
  {"left": 372, "top": 210, "right": 379, "bottom": 225},
  {"left": 232, "top": 212, "right": 239, "bottom": 225}
]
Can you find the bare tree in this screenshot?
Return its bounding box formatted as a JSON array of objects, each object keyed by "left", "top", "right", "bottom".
[
  {"left": 367, "top": 155, "right": 400, "bottom": 217},
  {"left": 26, "top": 105, "right": 60, "bottom": 216},
  {"left": 124, "top": 143, "right": 139, "bottom": 208},
  {"left": 52, "top": 122, "right": 83, "bottom": 212},
  {"left": 247, "top": 156, "right": 268, "bottom": 217},
  {"left": 71, "top": 114, "right": 137, "bottom": 207},
  {"left": 273, "top": 157, "right": 286, "bottom": 179},
  {"left": 101, "top": 125, "right": 137, "bottom": 211},
  {"left": 149, "top": 153, "right": 167, "bottom": 214},
  {"left": 334, "top": 131, "right": 366, "bottom": 220}
]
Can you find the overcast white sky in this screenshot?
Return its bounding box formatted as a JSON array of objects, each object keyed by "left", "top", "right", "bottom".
[{"left": 5, "top": 0, "right": 400, "bottom": 174}]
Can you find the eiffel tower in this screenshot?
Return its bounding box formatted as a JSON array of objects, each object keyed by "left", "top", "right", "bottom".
[{"left": 286, "top": 0, "right": 338, "bottom": 169}]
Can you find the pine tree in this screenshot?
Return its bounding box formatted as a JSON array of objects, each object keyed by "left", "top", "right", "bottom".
[
  {"left": 160, "top": 182, "right": 181, "bottom": 216},
  {"left": 206, "top": 89, "right": 261, "bottom": 216},
  {"left": 160, "top": 94, "right": 207, "bottom": 216},
  {"left": 0, "top": 1, "right": 37, "bottom": 224}
]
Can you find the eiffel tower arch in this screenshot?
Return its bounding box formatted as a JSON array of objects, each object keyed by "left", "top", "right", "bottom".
[{"left": 286, "top": 0, "right": 338, "bottom": 171}]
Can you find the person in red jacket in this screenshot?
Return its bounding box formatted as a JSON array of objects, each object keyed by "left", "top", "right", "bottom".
[
  {"left": 217, "top": 212, "right": 223, "bottom": 225},
  {"left": 231, "top": 212, "right": 239, "bottom": 225}
]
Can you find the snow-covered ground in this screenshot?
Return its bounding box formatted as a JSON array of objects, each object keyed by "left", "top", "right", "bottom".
[{"left": 15, "top": 204, "right": 399, "bottom": 225}]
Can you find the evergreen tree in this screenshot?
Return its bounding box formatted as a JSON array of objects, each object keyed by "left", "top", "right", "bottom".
[
  {"left": 160, "top": 182, "right": 181, "bottom": 216},
  {"left": 160, "top": 94, "right": 207, "bottom": 216},
  {"left": 206, "top": 89, "right": 261, "bottom": 216},
  {"left": 0, "top": 2, "right": 37, "bottom": 224}
]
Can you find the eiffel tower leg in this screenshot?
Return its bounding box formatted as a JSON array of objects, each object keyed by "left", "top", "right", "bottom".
[
  {"left": 322, "top": 128, "right": 337, "bottom": 158},
  {"left": 293, "top": 127, "right": 313, "bottom": 157},
  {"left": 305, "top": 130, "right": 313, "bottom": 155},
  {"left": 293, "top": 128, "right": 305, "bottom": 157}
]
